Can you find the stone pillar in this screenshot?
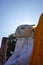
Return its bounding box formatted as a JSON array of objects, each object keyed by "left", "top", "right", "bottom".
[{"left": 1, "top": 37, "right": 8, "bottom": 65}]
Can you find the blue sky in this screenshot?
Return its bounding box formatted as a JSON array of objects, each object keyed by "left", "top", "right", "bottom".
[{"left": 0, "top": 0, "right": 43, "bottom": 47}]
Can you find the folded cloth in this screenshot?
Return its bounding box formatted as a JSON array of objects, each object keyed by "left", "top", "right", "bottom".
[{"left": 29, "top": 13, "right": 43, "bottom": 65}]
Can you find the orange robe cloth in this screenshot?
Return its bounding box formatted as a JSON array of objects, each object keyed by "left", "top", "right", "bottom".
[{"left": 29, "top": 13, "right": 43, "bottom": 65}]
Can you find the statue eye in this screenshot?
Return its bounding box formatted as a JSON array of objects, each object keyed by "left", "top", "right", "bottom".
[
  {"left": 19, "top": 26, "right": 25, "bottom": 33},
  {"left": 20, "top": 29, "right": 24, "bottom": 32},
  {"left": 20, "top": 28, "right": 25, "bottom": 33}
]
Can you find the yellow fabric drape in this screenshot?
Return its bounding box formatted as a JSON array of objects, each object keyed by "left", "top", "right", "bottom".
[{"left": 29, "top": 13, "right": 43, "bottom": 65}]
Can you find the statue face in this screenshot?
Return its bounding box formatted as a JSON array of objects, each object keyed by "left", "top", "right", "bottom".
[{"left": 15, "top": 25, "right": 33, "bottom": 38}]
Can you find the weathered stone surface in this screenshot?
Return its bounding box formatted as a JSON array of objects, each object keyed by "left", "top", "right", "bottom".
[
  {"left": 1, "top": 37, "right": 8, "bottom": 65},
  {"left": 4, "top": 25, "right": 34, "bottom": 65}
]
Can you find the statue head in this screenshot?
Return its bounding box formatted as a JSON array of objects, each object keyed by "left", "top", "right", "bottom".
[{"left": 15, "top": 25, "right": 34, "bottom": 38}]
